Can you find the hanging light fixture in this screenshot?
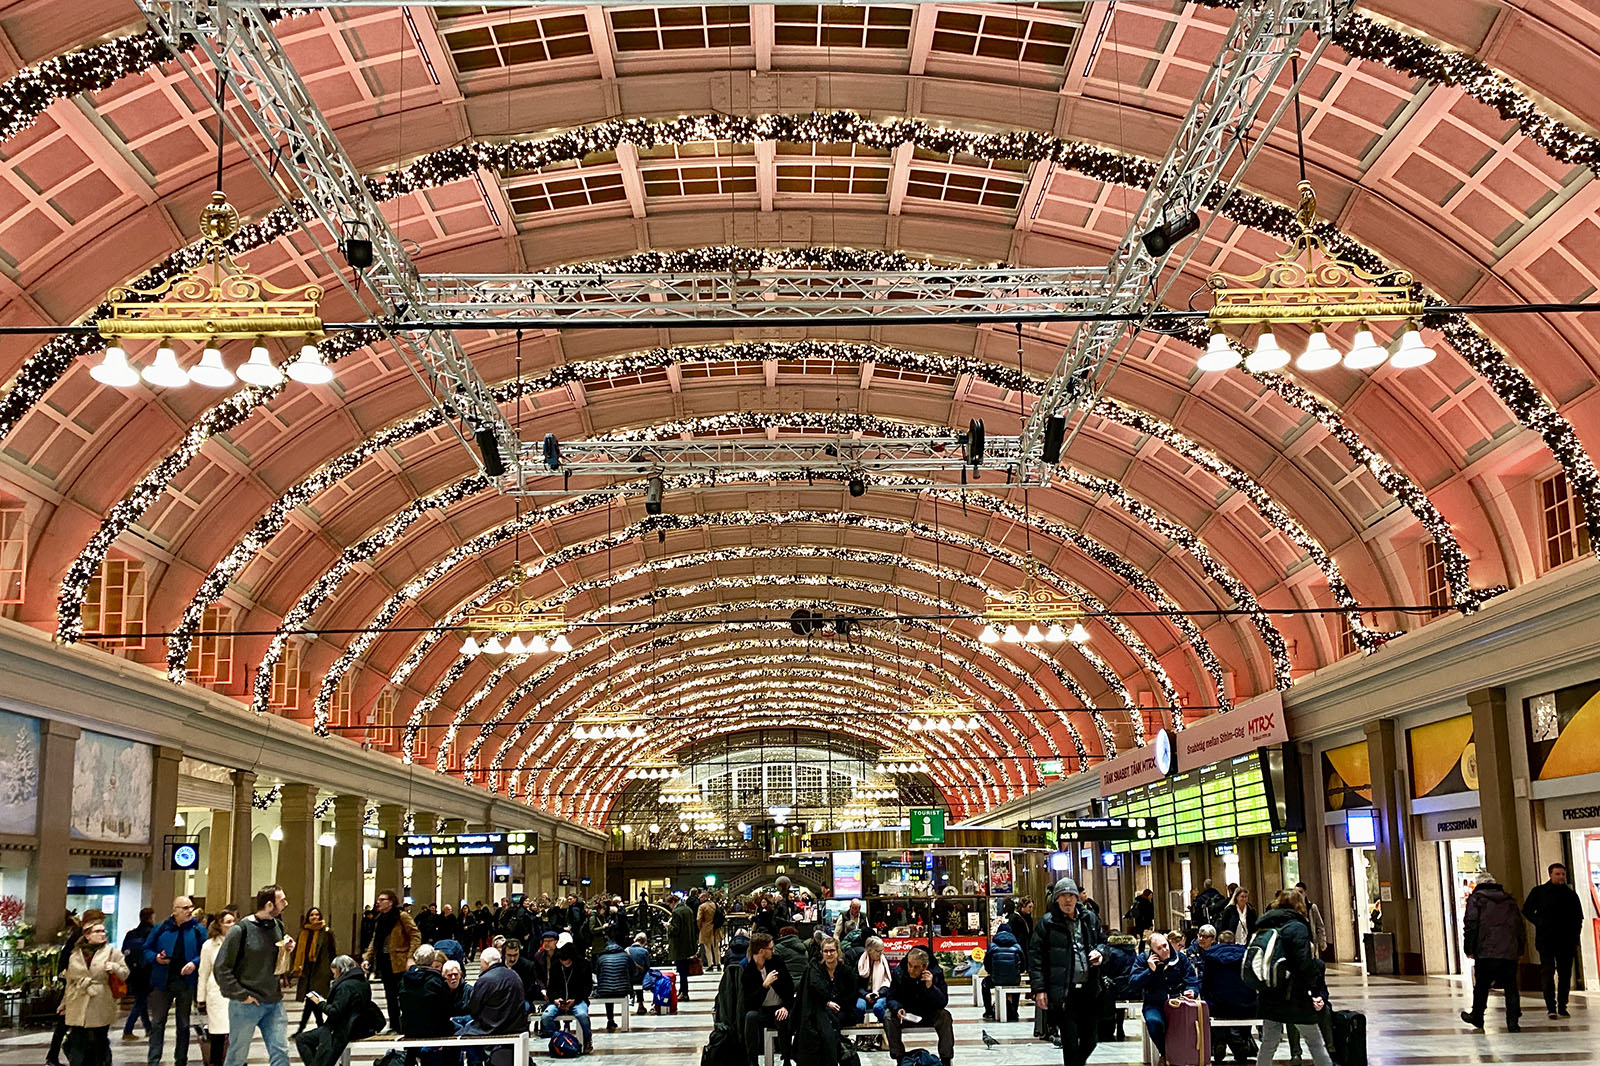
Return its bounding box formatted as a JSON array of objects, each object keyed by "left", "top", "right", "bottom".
[
  {"left": 141, "top": 342, "right": 190, "bottom": 388},
  {"left": 1196, "top": 330, "right": 1241, "bottom": 373},
  {"left": 236, "top": 340, "right": 285, "bottom": 386},
  {"left": 1044, "top": 623, "right": 1068, "bottom": 643},
  {"left": 1342, "top": 323, "right": 1389, "bottom": 369},
  {"left": 482, "top": 635, "right": 505, "bottom": 655},
  {"left": 286, "top": 339, "right": 334, "bottom": 385},
  {"left": 1243, "top": 326, "right": 1290, "bottom": 372},
  {"left": 982, "top": 556, "right": 1087, "bottom": 645},
  {"left": 1068, "top": 621, "right": 1091, "bottom": 644},
  {"left": 89, "top": 344, "right": 141, "bottom": 387},
  {"left": 551, "top": 633, "right": 572, "bottom": 653},
  {"left": 1388, "top": 322, "right": 1437, "bottom": 368},
  {"left": 460, "top": 634, "right": 481, "bottom": 656},
  {"left": 979, "top": 625, "right": 1000, "bottom": 644},
  {"left": 188, "top": 342, "right": 235, "bottom": 387},
  {"left": 1295, "top": 325, "right": 1341, "bottom": 370},
  {"left": 504, "top": 635, "right": 527, "bottom": 655}
]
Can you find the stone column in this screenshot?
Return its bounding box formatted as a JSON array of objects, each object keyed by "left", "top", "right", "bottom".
[
  {"left": 374, "top": 804, "right": 405, "bottom": 898},
  {"left": 1364, "top": 718, "right": 1422, "bottom": 974},
  {"left": 146, "top": 745, "right": 183, "bottom": 910},
  {"left": 440, "top": 818, "right": 465, "bottom": 910},
  {"left": 277, "top": 784, "right": 318, "bottom": 919},
  {"left": 410, "top": 812, "right": 438, "bottom": 910},
  {"left": 329, "top": 796, "right": 365, "bottom": 960},
  {"left": 228, "top": 770, "right": 257, "bottom": 912},
  {"left": 29, "top": 720, "right": 80, "bottom": 943},
  {"left": 207, "top": 808, "right": 234, "bottom": 915},
  {"left": 1468, "top": 687, "right": 1525, "bottom": 904},
  {"left": 466, "top": 824, "right": 491, "bottom": 906}
]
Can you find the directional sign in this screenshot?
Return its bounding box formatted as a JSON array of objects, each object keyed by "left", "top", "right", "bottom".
[
  {"left": 396, "top": 831, "right": 539, "bottom": 858},
  {"left": 909, "top": 807, "right": 946, "bottom": 844},
  {"left": 1054, "top": 816, "right": 1158, "bottom": 842}
]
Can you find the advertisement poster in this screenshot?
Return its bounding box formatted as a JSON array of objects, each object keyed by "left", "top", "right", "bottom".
[
  {"left": 988, "top": 849, "right": 1014, "bottom": 895},
  {"left": 71, "top": 730, "right": 151, "bottom": 842},
  {"left": 880, "top": 935, "right": 923, "bottom": 964},
  {"left": 932, "top": 936, "right": 987, "bottom": 979},
  {"left": 832, "top": 850, "right": 863, "bottom": 899}
]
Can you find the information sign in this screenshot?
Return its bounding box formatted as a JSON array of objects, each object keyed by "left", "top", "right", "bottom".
[
  {"left": 909, "top": 808, "right": 946, "bottom": 844},
  {"left": 1054, "top": 816, "right": 1158, "bottom": 842},
  {"left": 396, "top": 830, "right": 539, "bottom": 858}
]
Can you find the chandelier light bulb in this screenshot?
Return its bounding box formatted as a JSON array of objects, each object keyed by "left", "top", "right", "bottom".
[
  {"left": 551, "top": 633, "right": 572, "bottom": 653},
  {"left": 937, "top": 718, "right": 953, "bottom": 733},
  {"left": 1044, "top": 623, "right": 1068, "bottom": 643},
  {"left": 1024, "top": 622, "right": 1046, "bottom": 642},
  {"left": 967, "top": 715, "right": 983, "bottom": 731},
  {"left": 528, "top": 634, "right": 548, "bottom": 654},
  {"left": 141, "top": 342, "right": 190, "bottom": 388},
  {"left": 237, "top": 341, "right": 285, "bottom": 386},
  {"left": 286, "top": 340, "right": 334, "bottom": 384},
  {"left": 1295, "top": 325, "right": 1341, "bottom": 371},
  {"left": 1244, "top": 326, "right": 1291, "bottom": 373},
  {"left": 1196, "top": 330, "right": 1240, "bottom": 372},
  {"left": 90, "top": 344, "right": 141, "bottom": 387},
  {"left": 1389, "top": 324, "right": 1437, "bottom": 368},
  {"left": 1002, "top": 623, "right": 1024, "bottom": 643},
  {"left": 189, "top": 343, "right": 235, "bottom": 387},
  {"left": 979, "top": 624, "right": 1000, "bottom": 644},
  {"left": 908, "top": 717, "right": 923, "bottom": 731},
  {"left": 1068, "top": 621, "right": 1091, "bottom": 643},
  {"left": 461, "top": 635, "right": 481, "bottom": 656},
  {"left": 1343, "top": 323, "right": 1388, "bottom": 369},
  {"left": 504, "top": 635, "right": 527, "bottom": 655},
  {"left": 483, "top": 635, "right": 505, "bottom": 654}
]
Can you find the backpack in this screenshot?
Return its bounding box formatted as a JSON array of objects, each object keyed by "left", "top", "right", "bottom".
[
  {"left": 700, "top": 1022, "right": 744, "bottom": 1066},
  {"left": 652, "top": 971, "right": 676, "bottom": 1008},
  {"left": 900, "top": 1053, "right": 942, "bottom": 1066},
  {"left": 548, "top": 1030, "right": 583, "bottom": 1058},
  {"left": 725, "top": 932, "right": 750, "bottom": 967},
  {"left": 1240, "top": 927, "right": 1286, "bottom": 990}
]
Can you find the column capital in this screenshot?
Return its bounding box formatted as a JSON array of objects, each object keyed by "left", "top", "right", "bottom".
[
  {"left": 154, "top": 744, "right": 184, "bottom": 764},
  {"left": 279, "top": 783, "right": 319, "bottom": 818},
  {"left": 40, "top": 718, "right": 81, "bottom": 742}
]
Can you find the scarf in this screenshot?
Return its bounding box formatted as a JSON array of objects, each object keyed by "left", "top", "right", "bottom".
[
  {"left": 292, "top": 917, "right": 326, "bottom": 973},
  {"left": 373, "top": 908, "right": 400, "bottom": 962}
]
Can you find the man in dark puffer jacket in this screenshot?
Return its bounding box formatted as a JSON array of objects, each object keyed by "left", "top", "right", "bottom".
[
  {"left": 980, "top": 926, "right": 1025, "bottom": 1023},
  {"left": 1462, "top": 873, "right": 1524, "bottom": 1033},
  {"left": 592, "top": 940, "right": 634, "bottom": 1032}
]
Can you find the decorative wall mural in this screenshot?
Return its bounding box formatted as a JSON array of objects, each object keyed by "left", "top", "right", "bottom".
[
  {"left": 71, "top": 731, "right": 150, "bottom": 842},
  {"left": 1320, "top": 740, "right": 1371, "bottom": 811},
  {"left": 0, "top": 710, "right": 39, "bottom": 835},
  {"left": 1527, "top": 680, "right": 1600, "bottom": 781},
  {"left": 1407, "top": 715, "right": 1476, "bottom": 800}
]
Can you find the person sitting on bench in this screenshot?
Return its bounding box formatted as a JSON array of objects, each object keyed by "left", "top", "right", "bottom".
[
  {"left": 883, "top": 948, "right": 954, "bottom": 1066},
  {"left": 741, "top": 933, "right": 795, "bottom": 1066},
  {"left": 539, "top": 945, "right": 593, "bottom": 1055}
]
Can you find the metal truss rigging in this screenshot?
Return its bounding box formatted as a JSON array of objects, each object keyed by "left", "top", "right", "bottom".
[{"left": 136, "top": 0, "right": 523, "bottom": 481}]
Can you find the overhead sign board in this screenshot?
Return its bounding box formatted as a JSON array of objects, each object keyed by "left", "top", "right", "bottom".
[
  {"left": 1016, "top": 818, "right": 1055, "bottom": 848},
  {"left": 909, "top": 807, "right": 946, "bottom": 844},
  {"left": 396, "top": 830, "right": 538, "bottom": 858},
  {"left": 1097, "top": 733, "right": 1174, "bottom": 796},
  {"left": 1055, "top": 816, "right": 1158, "bottom": 842},
  {"left": 1174, "top": 691, "right": 1287, "bottom": 771}
]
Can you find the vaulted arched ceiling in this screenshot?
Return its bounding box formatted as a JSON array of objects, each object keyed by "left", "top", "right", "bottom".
[{"left": 0, "top": 1, "right": 1596, "bottom": 826}]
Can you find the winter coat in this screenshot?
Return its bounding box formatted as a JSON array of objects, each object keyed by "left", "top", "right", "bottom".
[
  {"left": 605, "top": 910, "right": 630, "bottom": 950},
  {"left": 62, "top": 943, "right": 129, "bottom": 1028},
  {"left": 836, "top": 909, "right": 867, "bottom": 944},
  {"left": 399, "top": 966, "right": 455, "bottom": 1040},
  {"left": 197, "top": 937, "right": 231, "bottom": 1035},
  {"left": 215, "top": 914, "right": 287, "bottom": 1004},
  {"left": 698, "top": 902, "right": 719, "bottom": 952},
  {"left": 1221, "top": 904, "right": 1258, "bottom": 943},
  {"left": 120, "top": 921, "right": 153, "bottom": 994},
  {"left": 1007, "top": 912, "right": 1035, "bottom": 970},
  {"left": 363, "top": 911, "right": 421, "bottom": 975},
  {"left": 143, "top": 916, "right": 207, "bottom": 991},
  {"left": 1198, "top": 942, "right": 1255, "bottom": 1019},
  {"left": 742, "top": 956, "right": 796, "bottom": 1015},
  {"left": 461, "top": 963, "right": 528, "bottom": 1035},
  {"left": 544, "top": 905, "right": 568, "bottom": 934},
  {"left": 1126, "top": 949, "right": 1200, "bottom": 1007},
  {"left": 885, "top": 957, "right": 948, "bottom": 1020},
  {"left": 508, "top": 955, "right": 541, "bottom": 1004},
  {"left": 1130, "top": 894, "right": 1155, "bottom": 932},
  {"left": 774, "top": 934, "right": 810, "bottom": 989},
  {"left": 793, "top": 960, "right": 858, "bottom": 1066},
  {"left": 1464, "top": 881, "right": 1525, "bottom": 961},
  {"left": 593, "top": 942, "right": 633, "bottom": 998},
  {"left": 983, "top": 928, "right": 1024, "bottom": 986},
  {"left": 1523, "top": 880, "right": 1585, "bottom": 953},
  {"left": 301, "top": 969, "right": 374, "bottom": 1066},
  {"left": 294, "top": 927, "right": 337, "bottom": 1000},
  {"left": 1029, "top": 903, "right": 1106, "bottom": 1000},
  {"left": 1190, "top": 888, "right": 1227, "bottom": 930},
  {"left": 1254, "top": 907, "right": 1327, "bottom": 1026},
  {"left": 667, "top": 902, "right": 699, "bottom": 960},
  {"left": 501, "top": 907, "right": 534, "bottom": 944},
  {"left": 545, "top": 957, "right": 593, "bottom": 1005}
]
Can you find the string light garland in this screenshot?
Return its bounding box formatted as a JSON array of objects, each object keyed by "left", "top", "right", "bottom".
[{"left": 251, "top": 785, "right": 282, "bottom": 810}]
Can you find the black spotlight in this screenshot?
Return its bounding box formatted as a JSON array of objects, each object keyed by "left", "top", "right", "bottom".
[
  {"left": 833, "top": 616, "right": 854, "bottom": 637},
  {"left": 542, "top": 433, "right": 562, "bottom": 471},
  {"left": 848, "top": 475, "right": 867, "bottom": 498},
  {"left": 961, "top": 418, "right": 986, "bottom": 468},
  {"left": 1140, "top": 209, "right": 1200, "bottom": 258},
  {"left": 342, "top": 237, "right": 374, "bottom": 271},
  {"left": 644, "top": 474, "right": 664, "bottom": 515},
  {"left": 474, "top": 427, "right": 505, "bottom": 477},
  {"left": 790, "top": 608, "right": 821, "bottom": 635},
  {"left": 1041, "top": 414, "right": 1068, "bottom": 464}
]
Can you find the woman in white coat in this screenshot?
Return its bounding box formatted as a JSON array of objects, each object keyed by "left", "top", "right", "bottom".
[
  {"left": 196, "top": 912, "right": 235, "bottom": 1066},
  {"left": 59, "top": 920, "right": 129, "bottom": 1066}
]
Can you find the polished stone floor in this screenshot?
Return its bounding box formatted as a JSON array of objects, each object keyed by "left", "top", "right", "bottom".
[{"left": 0, "top": 964, "right": 1587, "bottom": 1065}]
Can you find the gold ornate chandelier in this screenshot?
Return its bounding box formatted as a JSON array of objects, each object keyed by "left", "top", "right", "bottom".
[
  {"left": 980, "top": 557, "right": 1089, "bottom": 645},
  {"left": 1199, "top": 181, "right": 1433, "bottom": 374},
  {"left": 92, "top": 192, "right": 331, "bottom": 389},
  {"left": 459, "top": 562, "right": 571, "bottom": 656}
]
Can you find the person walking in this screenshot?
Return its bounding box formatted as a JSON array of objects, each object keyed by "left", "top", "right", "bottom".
[
  {"left": 364, "top": 889, "right": 421, "bottom": 1033},
  {"left": 143, "top": 896, "right": 207, "bottom": 1066},
  {"left": 1461, "top": 872, "right": 1524, "bottom": 1033},
  {"left": 1128, "top": 889, "right": 1155, "bottom": 936},
  {"left": 120, "top": 908, "right": 155, "bottom": 1042},
  {"left": 214, "top": 885, "right": 296, "bottom": 1066},
  {"left": 1190, "top": 881, "right": 1226, "bottom": 933},
  {"left": 1251, "top": 890, "right": 1332, "bottom": 1066},
  {"left": 1523, "top": 862, "right": 1584, "bottom": 1019},
  {"left": 1029, "top": 877, "right": 1106, "bottom": 1066},
  {"left": 668, "top": 894, "right": 699, "bottom": 1002},
  {"left": 698, "top": 898, "right": 719, "bottom": 970},
  {"left": 197, "top": 913, "right": 235, "bottom": 1066},
  {"left": 60, "top": 920, "right": 129, "bottom": 1066},
  {"left": 291, "top": 908, "right": 336, "bottom": 1035},
  {"left": 292, "top": 956, "right": 375, "bottom": 1066}
]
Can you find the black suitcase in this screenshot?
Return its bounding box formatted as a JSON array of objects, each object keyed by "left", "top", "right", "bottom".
[{"left": 1329, "top": 1009, "right": 1367, "bottom": 1066}]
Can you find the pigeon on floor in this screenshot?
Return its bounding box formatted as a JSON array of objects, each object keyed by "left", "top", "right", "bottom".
[{"left": 982, "top": 1029, "right": 1000, "bottom": 1049}]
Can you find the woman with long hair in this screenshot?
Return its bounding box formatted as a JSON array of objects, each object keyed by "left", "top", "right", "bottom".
[
  {"left": 197, "top": 911, "right": 235, "bottom": 1066},
  {"left": 292, "top": 906, "right": 337, "bottom": 1033},
  {"left": 59, "top": 920, "right": 128, "bottom": 1066}
]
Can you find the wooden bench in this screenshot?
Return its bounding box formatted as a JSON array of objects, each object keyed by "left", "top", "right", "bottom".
[
  {"left": 339, "top": 1032, "right": 531, "bottom": 1066},
  {"left": 591, "top": 996, "right": 632, "bottom": 1032},
  {"left": 763, "top": 1017, "right": 884, "bottom": 1066}
]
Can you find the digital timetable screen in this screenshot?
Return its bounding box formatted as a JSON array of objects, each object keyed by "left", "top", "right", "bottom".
[{"left": 1106, "top": 752, "right": 1273, "bottom": 852}]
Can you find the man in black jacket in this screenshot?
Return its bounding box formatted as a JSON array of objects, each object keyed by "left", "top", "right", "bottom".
[
  {"left": 885, "top": 948, "right": 954, "bottom": 1066},
  {"left": 1524, "top": 862, "right": 1584, "bottom": 1019},
  {"left": 397, "top": 945, "right": 455, "bottom": 1066},
  {"left": 1461, "top": 873, "right": 1524, "bottom": 1033},
  {"left": 293, "top": 957, "right": 376, "bottom": 1066},
  {"left": 742, "top": 933, "right": 795, "bottom": 1066},
  {"left": 540, "top": 945, "right": 594, "bottom": 1053},
  {"left": 1030, "top": 878, "right": 1105, "bottom": 1066}
]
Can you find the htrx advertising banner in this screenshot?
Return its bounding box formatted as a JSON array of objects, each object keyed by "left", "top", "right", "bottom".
[{"left": 832, "top": 850, "right": 863, "bottom": 899}]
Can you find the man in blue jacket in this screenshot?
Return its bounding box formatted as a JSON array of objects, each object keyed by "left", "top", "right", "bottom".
[
  {"left": 884, "top": 948, "right": 953, "bottom": 1066},
  {"left": 980, "top": 926, "right": 1025, "bottom": 1023},
  {"left": 143, "top": 896, "right": 207, "bottom": 1066},
  {"left": 1197, "top": 927, "right": 1258, "bottom": 1065},
  {"left": 1126, "top": 932, "right": 1199, "bottom": 1062}
]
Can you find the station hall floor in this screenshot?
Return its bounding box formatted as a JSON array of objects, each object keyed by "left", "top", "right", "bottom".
[{"left": 0, "top": 965, "right": 1586, "bottom": 1066}]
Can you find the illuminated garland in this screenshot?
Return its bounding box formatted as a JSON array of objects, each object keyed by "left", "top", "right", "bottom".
[{"left": 251, "top": 785, "right": 282, "bottom": 811}]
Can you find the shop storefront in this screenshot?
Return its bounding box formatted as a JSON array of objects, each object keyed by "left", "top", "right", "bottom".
[
  {"left": 1406, "top": 713, "right": 1484, "bottom": 976},
  {"left": 1320, "top": 738, "right": 1375, "bottom": 966},
  {"left": 1527, "top": 676, "right": 1600, "bottom": 996}
]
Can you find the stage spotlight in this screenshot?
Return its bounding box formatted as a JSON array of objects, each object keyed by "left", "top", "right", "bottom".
[
  {"left": 1140, "top": 209, "right": 1200, "bottom": 257},
  {"left": 645, "top": 474, "right": 664, "bottom": 515},
  {"left": 542, "top": 433, "right": 562, "bottom": 471},
  {"left": 848, "top": 475, "right": 867, "bottom": 497},
  {"left": 1041, "top": 414, "right": 1067, "bottom": 464},
  {"left": 474, "top": 427, "right": 505, "bottom": 477}
]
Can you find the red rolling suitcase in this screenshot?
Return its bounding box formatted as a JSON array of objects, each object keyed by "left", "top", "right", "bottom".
[{"left": 1162, "top": 996, "right": 1212, "bottom": 1066}]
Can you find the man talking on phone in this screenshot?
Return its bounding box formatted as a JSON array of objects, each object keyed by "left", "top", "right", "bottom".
[{"left": 214, "top": 885, "right": 296, "bottom": 1066}]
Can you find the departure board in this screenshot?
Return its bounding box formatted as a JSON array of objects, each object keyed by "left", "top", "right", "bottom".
[{"left": 1106, "top": 752, "right": 1273, "bottom": 851}]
